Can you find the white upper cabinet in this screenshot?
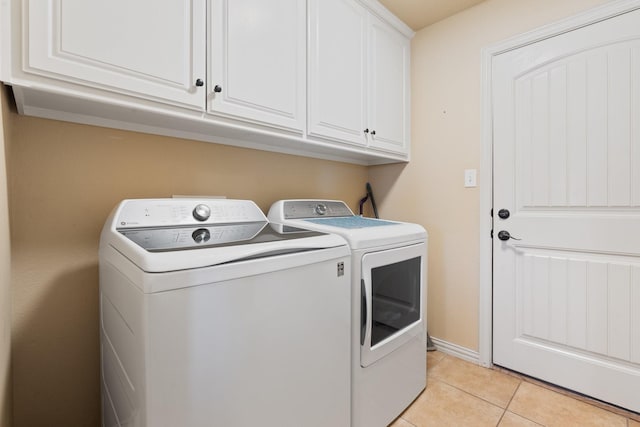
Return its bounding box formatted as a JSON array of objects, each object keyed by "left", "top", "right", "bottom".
[
  {"left": 368, "top": 14, "right": 410, "bottom": 154},
  {"left": 308, "top": 0, "right": 368, "bottom": 146},
  {"left": 308, "top": 0, "right": 410, "bottom": 155},
  {"left": 208, "top": 0, "right": 306, "bottom": 133},
  {"left": 25, "top": 0, "right": 206, "bottom": 109},
  {"left": 3, "top": 0, "right": 412, "bottom": 164}
]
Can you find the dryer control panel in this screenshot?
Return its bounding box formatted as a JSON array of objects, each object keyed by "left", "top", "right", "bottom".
[{"left": 276, "top": 200, "right": 354, "bottom": 219}]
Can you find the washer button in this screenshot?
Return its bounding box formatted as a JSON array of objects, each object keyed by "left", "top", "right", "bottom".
[{"left": 315, "top": 203, "right": 327, "bottom": 216}]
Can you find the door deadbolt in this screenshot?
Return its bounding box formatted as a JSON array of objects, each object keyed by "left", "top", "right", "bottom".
[{"left": 498, "top": 209, "right": 510, "bottom": 219}]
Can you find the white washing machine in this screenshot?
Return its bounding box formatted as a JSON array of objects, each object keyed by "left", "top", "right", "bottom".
[
  {"left": 268, "top": 200, "right": 427, "bottom": 427},
  {"left": 99, "top": 198, "right": 352, "bottom": 427}
]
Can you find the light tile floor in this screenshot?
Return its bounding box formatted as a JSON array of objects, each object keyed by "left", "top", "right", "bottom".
[{"left": 390, "top": 351, "right": 640, "bottom": 427}]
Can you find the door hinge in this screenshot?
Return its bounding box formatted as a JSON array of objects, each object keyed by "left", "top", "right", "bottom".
[{"left": 490, "top": 229, "right": 494, "bottom": 239}]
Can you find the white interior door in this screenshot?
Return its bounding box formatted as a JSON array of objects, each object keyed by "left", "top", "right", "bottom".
[{"left": 492, "top": 7, "right": 640, "bottom": 412}]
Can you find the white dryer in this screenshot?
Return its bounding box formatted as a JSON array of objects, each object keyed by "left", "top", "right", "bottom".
[
  {"left": 99, "top": 198, "right": 351, "bottom": 427},
  {"left": 268, "top": 200, "right": 427, "bottom": 427}
]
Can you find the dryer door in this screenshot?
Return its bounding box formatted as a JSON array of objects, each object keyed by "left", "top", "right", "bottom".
[{"left": 360, "top": 242, "right": 425, "bottom": 367}]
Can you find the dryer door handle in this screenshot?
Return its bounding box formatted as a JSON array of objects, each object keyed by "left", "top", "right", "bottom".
[{"left": 361, "top": 279, "right": 368, "bottom": 346}]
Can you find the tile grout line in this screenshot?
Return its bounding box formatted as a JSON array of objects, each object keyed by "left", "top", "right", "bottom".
[
  {"left": 428, "top": 356, "right": 519, "bottom": 413},
  {"left": 431, "top": 373, "right": 542, "bottom": 427},
  {"left": 430, "top": 355, "right": 487, "bottom": 405},
  {"left": 493, "top": 379, "right": 546, "bottom": 426},
  {"left": 493, "top": 364, "right": 640, "bottom": 421},
  {"left": 494, "top": 408, "right": 508, "bottom": 427},
  {"left": 493, "top": 377, "right": 522, "bottom": 426},
  {"left": 500, "top": 381, "right": 534, "bottom": 426},
  {"left": 504, "top": 379, "right": 522, "bottom": 412},
  {"left": 429, "top": 376, "right": 508, "bottom": 414},
  {"left": 399, "top": 416, "right": 418, "bottom": 427},
  {"left": 430, "top": 353, "right": 638, "bottom": 426}
]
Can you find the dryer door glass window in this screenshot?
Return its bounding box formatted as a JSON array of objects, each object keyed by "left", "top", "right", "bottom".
[
  {"left": 360, "top": 242, "right": 425, "bottom": 368},
  {"left": 371, "top": 256, "right": 421, "bottom": 346}
]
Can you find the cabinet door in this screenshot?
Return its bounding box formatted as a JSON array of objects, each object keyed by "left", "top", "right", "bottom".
[
  {"left": 209, "top": 0, "right": 305, "bottom": 132},
  {"left": 26, "top": 0, "right": 206, "bottom": 109},
  {"left": 308, "top": 0, "right": 367, "bottom": 146},
  {"left": 368, "top": 15, "right": 410, "bottom": 154}
]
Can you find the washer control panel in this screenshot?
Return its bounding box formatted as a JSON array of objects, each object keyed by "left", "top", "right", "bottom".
[
  {"left": 119, "top": 222, "right": 267, "bottom": 251},
  {"left": 116, "top": 199, "right": 266, "bottom": 229}
]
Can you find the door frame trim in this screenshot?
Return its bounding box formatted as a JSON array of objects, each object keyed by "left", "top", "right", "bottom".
[{"left": 478, "top": 0, "right": 640, "bottom": 367}]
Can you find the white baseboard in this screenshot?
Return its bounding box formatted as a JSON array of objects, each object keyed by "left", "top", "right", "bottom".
[{"left": 430, "top": 337, "right": 480, "bottom": 364}]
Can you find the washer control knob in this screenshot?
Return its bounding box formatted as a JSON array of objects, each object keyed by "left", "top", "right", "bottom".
[
  {"left": 315, "top": 203, "right": 328, "bottom": 216},
  {"left": 192, "top": 228, "right": 211, "bottom": 244},
  {"left": 193, "top": 204, "right": 211, "bottom": 222}
]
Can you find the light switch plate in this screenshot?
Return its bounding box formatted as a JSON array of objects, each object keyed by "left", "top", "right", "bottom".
[{"left": 464, "top": 169, "right": 477, "bottom": 188}]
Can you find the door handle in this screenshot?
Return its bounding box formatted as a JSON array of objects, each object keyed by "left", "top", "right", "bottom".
[
  {"left": 360, "top": 279, "right": 367, "bottom": 346},
  {"left": 497, "top": 230, "right": 521, "bottom": 241}
]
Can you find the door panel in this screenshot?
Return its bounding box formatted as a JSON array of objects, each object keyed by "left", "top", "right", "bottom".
[
  {"left": 517, "top": 251, "right": 640, "bottom": 362},
  {"left": 514, "top": 43, "right": 640, "bottom": 210},
  {"left": 308, "top": 0, "right": 367, "bottom": 146},
  {"left": 208, "top": 0, "right": 305, "bottom": 132},
  {"left": 368, "top": 15, "right": 409, "bottom": 154},
  {"left": 493, "top": 6, "right": 640, "bottom": 412},
  {"left": 27, "top": 0, "right": 206, "bottom": 109}
]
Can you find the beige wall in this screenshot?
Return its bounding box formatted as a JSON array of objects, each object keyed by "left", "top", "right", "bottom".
[
  {"left": 3, "top": 88, "right": 368, "bottom": 426},
  {"left": 1, "top": 89, "right": 13, "bottom": 427},
  {"left": 369, "top": 0, "right": 614, "bottom": 351},
  {"left": 2, "top": 1, "right": 624, "bottom": 425}
]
